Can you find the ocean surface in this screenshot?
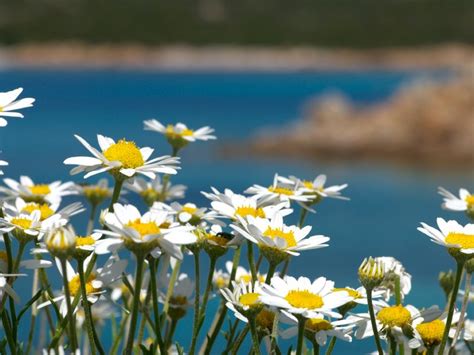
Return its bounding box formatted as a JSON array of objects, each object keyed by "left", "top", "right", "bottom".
[{"left": 1, "top": 69, "right": 472, "bottom": 353}]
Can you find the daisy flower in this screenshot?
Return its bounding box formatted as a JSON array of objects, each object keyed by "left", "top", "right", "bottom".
[
  {"left": 75, "top": 301, "right": 117, "bottom": 330},
  {"left": 168, "top": 201, "right": 219, "bottom": 226},
  {"left": 0, "top": 87, "right": 35, "bottom": 127},
  {"left": 418, "top": 218, "right": 474, "bottom": 255},
  {"left": 374, "top": 256, "right": 412, "bottom": 301},
  {"left": 38, "top": 254, "right": 127, "bottom": 315},
  {"left": 144, "top": 119, "right": 215, "bottom": 150},
  {"left": 74, "top": 178, "right": 112, "bottom": 206},
  {"left": 225, "top": 261, "right": 267, "bottom": 285},
  {"left": 64, "top": 134, "right": 179, "bottom": 180},
  {"left": 0, "top": 176, "right": 76, "bottom": 205},
  {"left": 213, "top": 268, "right": 230, "bottom": 289},
  {"left": 3, "top": 197, "right": 84, "bottom": 222},
  {"left": 332, "top": 286, "right": 387, "bottom": 310},
  {"left": 280, "top": 314, "right": 356, "bottom": 346},
  {"left": 407, "top": 307, "right": 458, "bottom": 352},
  {"left": 159, "top": 273, "right": 195, "bottom": 320},
  {"left": 125, "top": 176, "right": 186, "bottom": 206},
  {"left": 221, "top": 281, "right": 264, "bottom": 322},
  {"left": 260, "top": 276, "right": 353, "bottom": 319},
  {"left": 0, "top": 248, "right": 52, "bottom": 275},
  {"left": 245, "top": 174, "right": 315, "bottom": 207},
  {"left": 438, "top": 187, "right": 474, "bottom": 216},
  {"left": 204, "top": 187, "right": 292, "bottom": 223},
  {"left": 197, "top": 224, "right": 240, "bottom": 257},
  {"left": 97, "top": 203, "right": 196, "bottom": 258},
  {"left": 231, "top": 212, "right": 329, "bottom": 263},
  {"left": 282, "top": 174, "right": 349, "bottom": 203}
]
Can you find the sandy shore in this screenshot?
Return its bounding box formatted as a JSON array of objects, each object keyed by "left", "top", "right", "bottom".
[{"left": 0, "top": 43, "right": 473, "bottom": 71}]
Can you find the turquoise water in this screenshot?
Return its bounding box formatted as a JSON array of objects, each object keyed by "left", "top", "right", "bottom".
[{"left": 1, "top": 69, "right": 471, "bottom": 353}]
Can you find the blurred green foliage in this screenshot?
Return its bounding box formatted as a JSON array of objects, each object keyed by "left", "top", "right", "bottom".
[{"left": 1, "top": 0, "right": 473, "bottom": 47}]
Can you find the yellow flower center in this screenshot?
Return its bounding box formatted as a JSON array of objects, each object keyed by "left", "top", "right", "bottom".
[
  {"left": 170, "top": 295, "right": 188, "bottom": 306},
  {"left": 238, "top": 273, "right": 266, "bottom": 284},
  {"left": 21, "top": 203, "right": 54, "bottom": 221},
  {"left": 377, "top": 305, "right": 411, "bottom": 327},
  {"left": 416, "top": 319, "right": 445, "bottom": 346},
  {"left": 76, "top": 236, "right": 96, "bottom": 246},
  {"left": 207, "top": 234, "right": 229, "bottom": 247},
  {"left": 11, "top": 218, "right": 32, "bottom": 229},
  {"left": 263, "top": 227, "right": 297, "bottom": 248},
  {"left": 465, "top": 195, "right": 474, "bottom": 207},
  {"left": 29, "top": 184, "right": 51, "bottom": 195},
  {"left": 103, "top": 140, "right": 144, "bottom": 169},
  {"left": 445, "top": 232, "right": 474, "bottom": 249},
  {"left": 235, "top": 206, "right": 265, "bottom": 218},
  {"left": 303, "top": 181, "right": 314, "bottom": 189},
  {"left": 239, "top": 292, "right": 260, "bottom": 307},
  {"left": 68, "top": 273, "right": 99, "bottom": 297},
  {"left": 214, "top": 276, "right": 228, "bottom": 288},
  {"left": 181, "top": 205, "right": 197, "bottom": 214},
  {"left": 285, "top": 290, "right": 324, "bottom": 309},
  {"left": 305, "top": 318, "right": 333, "bottom": 332},
  {"left": 166, "top": 125, "right": 194, "bottom": 138},
  {"left": 333, "top": 287, "right": 361, "bottom": 299},
  {"left": 126, "top": 219, "right": 161, "bottom": 237},
  {"left": 268, "top": 186, "right": 294, "bottom": 196},
  {"left": 256, "top": 309, "right": 275, "bottom": 330}
]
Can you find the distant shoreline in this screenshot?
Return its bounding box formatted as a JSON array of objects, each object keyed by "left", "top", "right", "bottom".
[{"left": 0, "top": 43, "right": 472, "bottom": 71}]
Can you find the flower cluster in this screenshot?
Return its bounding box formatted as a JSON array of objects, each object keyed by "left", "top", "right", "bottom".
[{"left": 0, "top": 89, "right": 472, "bottom": 355}]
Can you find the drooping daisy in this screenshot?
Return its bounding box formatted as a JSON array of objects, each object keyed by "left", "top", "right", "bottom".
[
  {"left": 64, "top": 134, "right": 179, "bottom": 180},
  {"left": 280, "top": 314, "right": 356, "bottom": 346},
  {"left": 0, "top": 176, "right": 76, "bottom": 205},
  {"left": 282, "top": 174, "right": 349, "bottom": 203},
  {"left": 0, "top": 248, "right": 52, "bottom": 275},
  {"left": 418, "top": 218, "right": 474, "bottom": 255},
  {"left": 0, "top": 88, "right": 35, "bottom": 127},
  {"left": 158, "top": 273, "right": 195, "bottom": 320},
  {"left": 144, "top": 119, "right": 215, "bottom": 150},
  {"left": 97, "top": 203, "right": 196, "bottom": 259},
  {"left": 204, "top": 187, "right": 292, "bottom": 223},
  {"left": 125, "top": 176, "right": 186, "bottom": 206},
  {"left": 438, "top": 187, "right": 474, "bottom": 216},
  {"left": 260, "top": 276, "right": 353, "bottom": 319},
  {"left": 74, "top": 178, "right": 112, "bottom": 206},
  {"left": 0, "top": 274, "right": 24, "bottom": 304},
  {"left": 231, "top": 212, "right": 329, "bottom": 263},
  {"left": 38, "top": 254, "right": 127, "bottom": 315},
  {"left": 221, "top": 281, "right": 264, "bottom": 322},
  {"left": 245, "top": 174, "right": 315, "bottom": 207},
  {"left": 374, "top": 256, "right": 412, "bottom": 301}
]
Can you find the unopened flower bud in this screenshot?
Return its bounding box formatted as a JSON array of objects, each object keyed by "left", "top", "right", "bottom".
[
  {"left": 358, "top": 257, "right": 384, "bottom": 290},
  {"left": 439, "top": 270, "right": 455, "bottom": 299},
  {"left": 45, "top": 226, "right": 76, "bottom": 258}
]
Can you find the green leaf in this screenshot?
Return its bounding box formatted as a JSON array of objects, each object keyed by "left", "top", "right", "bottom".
[{"left": 16, "top": 288, "right": 44, "bottom": 323}]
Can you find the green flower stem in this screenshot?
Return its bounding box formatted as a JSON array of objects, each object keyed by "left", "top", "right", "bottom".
[
  {"left": 265, "top": 262, "right": 278, "bottom": 284},
  {"left": 247, "top": 241, "right": 258, "bottom": 285},
  {"left": 325, "top": 337, "right": 337, "bottom": 355},
  {"left": 25, "top": 267, "right": 40, "bottom": 354},
  {"left": 60, "top": 258, "right": 79, "bottom": 351},
  {"left": 110, "top": 312, "right": 129, "bottom": 355},
  {"left": 191, "top": 256, "right": 217, "bottom": 354},
  {"left": 2, "top": 311, "right": 16, "bottom": 355},
  {"left": 311, "top": 339, "right": 320, "bottom": 355},
  {"left": 165, "top": 318, "right": 179, "bottom": 349},
  {"left": 450, "top": 270, "right": 471, "bottom": 353},
  {"left": 366, "top": 288, "right": 384, "bottom": 355},
  {"left": 162, "top": 257, "right": 182, "bottom": 323},
  {"left": 298, "top": 208, "right": 309, "bottom": 228},
  {"left": 8, "top": 241, "right": 26, "bottom": 342},
  {"left": 388, "top": 331, "right": 397, "bottom": 355},
  {"left": 108, "top": 178, "right": 123, "bottom": 212},
  {"left": 86, "top": 203, "right": 98, "bottom": 235},
  {"left": 189, "top": 251, "right": 201, "bottom": 354},
  {"left": 124, "top": 254, "right": 145, "bottom": 354},
  {"left": 231, "top": 326, "right": 249, "bottom": 354},
  {"left": 78, "top": 259, "right": 104, "bottom": 355},
  {"left": 438, "top": 260, "right": 464, "bottom": 355},
  {"left": 148, "top": 257, "right": 166, "bottom": 354},
  {"left": 248, "top": 316, "right": 262, "bottom": 355},
  {"left": 394, "top": 276, "right": 405, "bottom": 355},
  {"left": 296, "top": 317, "right": 306, "bottom": 355},
  {"left": 203, "top": 246, "right": 242, "bottom": 354}
]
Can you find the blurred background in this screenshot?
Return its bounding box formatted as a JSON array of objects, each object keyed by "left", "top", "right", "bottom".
[{"left": 1, "top": 1, "right": 473, "bottom": 353}]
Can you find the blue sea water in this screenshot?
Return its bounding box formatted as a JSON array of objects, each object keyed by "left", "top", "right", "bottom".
[{"left": 0, "top": 69, "right": 472, "bottom": 353}]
